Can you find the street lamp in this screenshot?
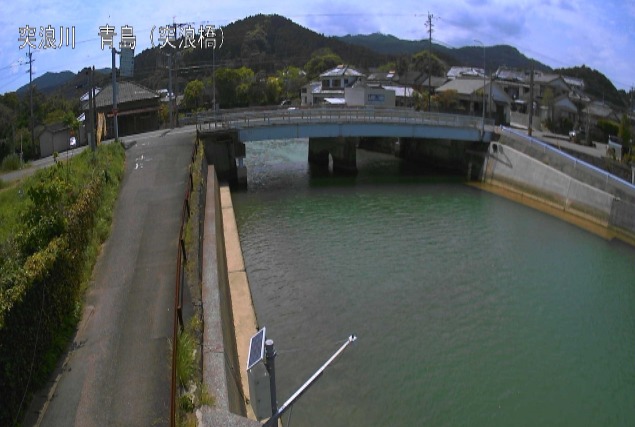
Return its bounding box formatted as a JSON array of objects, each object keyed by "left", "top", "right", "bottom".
[{"left": 474, "top": 39, "right": 486, "bottom": 137}]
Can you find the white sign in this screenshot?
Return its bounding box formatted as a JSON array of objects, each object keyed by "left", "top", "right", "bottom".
[{"left": 69, "top": 136, "right": 77, "bottom": 147}]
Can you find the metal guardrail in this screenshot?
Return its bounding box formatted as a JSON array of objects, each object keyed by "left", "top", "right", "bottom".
[
  {"left": 502, "top": 127, "right": 635, "bottom": 193},
  {"left": 195, "top": 107, "right": 494, "bottom": 132},
  {"left": 170, "top": 141, "right": 198, "bottom": 427}
]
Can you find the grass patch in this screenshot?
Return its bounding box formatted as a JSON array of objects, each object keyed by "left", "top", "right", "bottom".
[
  {"left": 175, "top": 315, "right": 215, "bottom": 427},
  {"left": 0, "top": 153, "right": 21, "bottom": 172},
  {"left": 175, "top": 141, "right": 215, "bottom": 426},
  {"left": 0, "top": 183, "right": 28, "bottom": 243}
]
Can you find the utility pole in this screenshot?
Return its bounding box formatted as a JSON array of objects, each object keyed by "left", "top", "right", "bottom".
[
  {"left": 474, "top": 40, "right": 486, "bottom": 138},
  {"left": 425, "top": 12, "right": 434, "bottom": 111},
  {"left": 26, "top": 46, "right": 35, "bottom": 151},
  {"left": 168, "top": 54, "right": 174, "bottom": 128},
  {"left": 528, "top": 65, "right": 534, "bottom": 137},
  {"left": 171, "top": 20, "right": 192, "bottom": 127},
  {"left": 111, "top": 47, "right": 119, "bottom": 141},
  {"left": 88, "top": 66, "right": 96, "bottom": 151}
]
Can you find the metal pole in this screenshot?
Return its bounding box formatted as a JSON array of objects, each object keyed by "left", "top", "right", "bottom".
[
  {"left": 528, "top": 65, "right": 535, "bottom": 137},
  {"left": 28, "top": 47, "right": 34, "bottom": 152},
  {"left": 489, "top": 71, "right": 493, "bottom": 121},
  {"left": 264, "top": 339, "right": 277, "bottom": 418},
  {"left": 89, "top": 67, "right": 96, "bottom": 151},
  {"left": 112, "top": 47, "right": 119, "bottom": 141},
  {"left": 474, "top": 40, "right": 485, "bottom": 138},
  {"left": 263, "top": 335, "right": 357, "bottom": 427},
  {"left": 168, "top": 54, "right": 174, "bottom": 128}
]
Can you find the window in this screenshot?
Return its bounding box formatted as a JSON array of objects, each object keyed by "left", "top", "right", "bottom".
[
  {"left": 322, "top": 80, "right": 330, "bottom": 88},
  {"left": 367, "top": 94, "right": 385, "bottom": 103},
  {"left": 332, "top": 79, "right": 341, "bottom": 88}
]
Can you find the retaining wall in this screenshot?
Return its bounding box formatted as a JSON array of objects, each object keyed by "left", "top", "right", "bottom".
[
  {"left": 201, "top": 165, "right": 259, "bottom": 427},
  {"left": 486, "top": 129, "right": 635, "bottom": 238}
]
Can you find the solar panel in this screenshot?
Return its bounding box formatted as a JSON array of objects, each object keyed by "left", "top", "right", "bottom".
[{"left": 247, "top": 327, "right": 266, "bottom": 370}]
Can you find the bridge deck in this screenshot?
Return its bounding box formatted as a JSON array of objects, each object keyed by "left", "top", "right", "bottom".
[{"left": 196, "top": 107, "right": 495, "bottom": 142}]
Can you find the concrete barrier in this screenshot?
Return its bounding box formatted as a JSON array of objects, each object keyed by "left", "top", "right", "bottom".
[
  {"left": 201, "top": 165, "right": 260, "bottom": 427},
  {"left": 485, "top": 131, "right": 635, "bottom": 240}
]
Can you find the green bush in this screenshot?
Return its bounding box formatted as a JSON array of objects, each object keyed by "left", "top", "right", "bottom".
[
  {"left": 0, "top": 143, "right": 125, "bottom": 425},
  {"left": 1, "top": 153, "right": 21, "bottom": 172},
  {"left": 597, "top": 119, "right": 619, "bottom": 139}
]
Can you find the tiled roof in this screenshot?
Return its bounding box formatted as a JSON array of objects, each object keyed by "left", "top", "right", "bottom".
[
  {"left": 437, "top": 78, "right": 486, "bottom": 95},
  {"left": 320, "top": 65, "right": 365, "bottom": 78},
  {"left": 84, "top": 81, "right": 159, "bottom": 109}
]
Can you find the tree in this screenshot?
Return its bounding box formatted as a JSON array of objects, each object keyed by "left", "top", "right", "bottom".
[
  {"left": 277, "top": 66, "right": 307, "bottom": 101},
  {"left": 435, "top": 90, "right": 459, "bottom": 111},
  {"left": 618, "top": 113, "right": 633, "bottom": 156},
  {"left": 215, "top": 67, "right": 255, "bottom": 108},
  {"left": 183, "top": 79, "right": 205, "bottom": 110},
  {"left": 411, "top": 51, "right": 447, "bottom": 77},
  {"left": 542, "top": 87, "right": 555, "bottom": 127},
  {"left": 264, "top": 76, "right": 282, "bottom": 105},
  {"left": 304, "top": 48, "right": 343, "bottom": 80},
  {"left": 413, "top": 89, "right": 430, "bottom": 111},
  {"left": 63, "top": 111, "right": 80, "bottom": 136}
]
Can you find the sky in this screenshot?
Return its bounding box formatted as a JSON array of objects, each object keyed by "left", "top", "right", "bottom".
[{"left": 0, "top": 0, "right": 634, "bottom": 95}]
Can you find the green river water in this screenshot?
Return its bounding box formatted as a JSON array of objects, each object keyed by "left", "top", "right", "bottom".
[{"left": 231, "top": 139, "right": 635, "bottom": 427}]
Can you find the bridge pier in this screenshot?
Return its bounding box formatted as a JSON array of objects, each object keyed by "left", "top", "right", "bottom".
[
  {"left": 198, "top": 129, "right": 247, "bottom": 187},
  {"left": 308, "top": 137, "right": 358, "bottom": 175},
  {"left": 398, "top": 138, "right": 489, "bottom": 179}
]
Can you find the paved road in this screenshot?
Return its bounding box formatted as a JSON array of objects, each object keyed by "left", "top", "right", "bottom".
[{"left": 24, "top": 127, "right": 197, "bottom": 427}]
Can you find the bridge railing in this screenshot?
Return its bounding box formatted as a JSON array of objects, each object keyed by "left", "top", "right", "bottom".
[{"left": 196, "top": 107, "right": 494, "bottom": 132}]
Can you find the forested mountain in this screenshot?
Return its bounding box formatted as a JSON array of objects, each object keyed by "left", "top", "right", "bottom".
[
  {"left": 337, "top": 33, "right": 549, "bottom": 73},
  {"left": 555, "top": 65, "right": 626, "bottom": 109},
  {"left": 10, "top": 14, "right": 628, "bottom": 110},
  {"left": 15, "top": 71, "right": 75, "bottom": 95}
]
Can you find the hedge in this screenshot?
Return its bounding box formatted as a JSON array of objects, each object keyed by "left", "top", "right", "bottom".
[{"left": 0, "top": 144, "right": 122, "bottom": 425}]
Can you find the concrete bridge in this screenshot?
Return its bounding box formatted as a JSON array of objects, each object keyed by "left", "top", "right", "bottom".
[{"left": 196, "top": 107, "right": 495, "bottom": 183}]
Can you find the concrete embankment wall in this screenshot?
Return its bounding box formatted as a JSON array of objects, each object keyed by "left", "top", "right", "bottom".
[
  {"left": 485, "top": 130, "right": 635, "bottom": 238},
  {"left": 200, "top": 166, "right": 260, "bottom": 427}
]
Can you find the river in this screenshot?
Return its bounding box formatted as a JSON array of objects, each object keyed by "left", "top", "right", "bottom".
[{"left": 231, "top": 138, "right": 635, "bottom": 427}]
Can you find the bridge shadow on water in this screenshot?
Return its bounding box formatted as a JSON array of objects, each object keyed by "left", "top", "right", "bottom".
[{"left": 306, "top": 149, "right": 467, "bottom": 190}]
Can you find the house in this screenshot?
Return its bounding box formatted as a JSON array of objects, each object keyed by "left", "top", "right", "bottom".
[
  {"left": 399, "top": 71, "right": 428, "bottom": 87},
  {"left": 39, "top": 123, "right": 70, "bottom": 158},
  {"left": 584, "top": 101, "right": 619, "bottom": 125},
  {"left": 366, "top": 71, "right": 400, "bottom": 86},
  {"left": 447, "top": 67, "right": 485, "bottom": 80},
  {"left": 82, "top": 81, "right": 160, "bottom": 138},
  {"left": 383, "top": 85, "right": 416, "bottom": 107},
  {"left": 420, "top": 76, "right": 449, "bottom": 93},
  {"left": 435, "top": 78, "right": 512, "bottom": 124},
  {"left": 345, "top": 84, "right": 396, "bottom": 107},
  {"left": 301, "top": 65, "right": 366, "bottom": 106}
]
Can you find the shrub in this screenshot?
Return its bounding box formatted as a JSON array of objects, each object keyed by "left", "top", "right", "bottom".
[
  {"left": 1, "top": 153, "right": 21, "bottom": 172},
  {"left": 0, "top": 142, "right": 125, "bottom": 425}
]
